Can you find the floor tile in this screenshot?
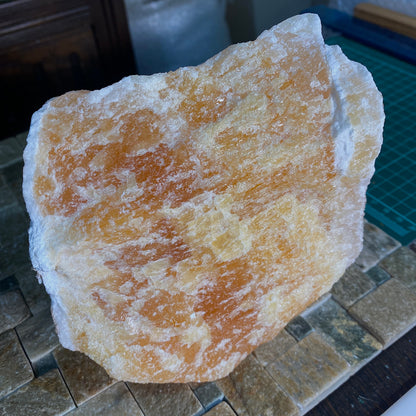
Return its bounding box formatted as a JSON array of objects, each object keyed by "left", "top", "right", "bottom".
[
  {"left": 54, "top": 346, "right": 115, "bottom": 405},
  {"left": 0, "top": 289, "right": 30, "bottom": 334},
  {"left": 15, "top": 266, "right": 50, "bottom": 314},
  {"left": 217, "top": 354, "right": 299, "bottom": 416},
  {"left": 366, "top": 266, "right": 391, "bottom": 286},
  {"left": 0, "top": 330, "right": 33, "bottom": 400},
  {"left": 67, "top": 382, "right": 143, "bottom": 416},
  {"left": 304, "top": 297, "right": 381, "bottom": 366},
  {"left": 266, "top": 332, "right": 349, "bottom": 412},
  {"left": 0, "top": 368, "right": 74, "bottom": 416},
  {"left": 331, "top": 264, "right": 376, "bottom": 308},
  {"left": 128, "top": 382, "right": 203, "bottom": 416},
  {"left": 16, "top": 308, "right": 59, "bottom": 361},
  {"left": 355, "top": 221, "right": 400, "bottom": 271},
  {"left": 285, "top": 316, "right": 313, "bottom": 341},
  {"left": 193, "top": 382, "right": 223, "bottom": 410},
  {"left": 32, "top": 351, "right": 58, "bottom": 378},
  {"left": 204, "top": 401, "right": 237, "bottom": 416},
  {"left": 253, "top": 329, "right": 297, "bottom": 367},
  {"left": 380, "top": 247, "right": 416, "bottom": 289},
  {"left": 349, "top": 278, "right": 416, "bottom": 347}
]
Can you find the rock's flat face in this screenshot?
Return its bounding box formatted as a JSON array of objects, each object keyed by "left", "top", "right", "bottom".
[{"left": 23, "top": 14, "right": 384, "bottom": 383}]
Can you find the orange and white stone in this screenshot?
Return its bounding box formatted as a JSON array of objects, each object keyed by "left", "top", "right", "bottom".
[{"left": 23, "top": 14, "right": 384, "bottom": 383}]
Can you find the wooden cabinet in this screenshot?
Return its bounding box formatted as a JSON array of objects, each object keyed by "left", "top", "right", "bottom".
[{"left": 0, "top": 0, "right": 135, "bottom": 140}]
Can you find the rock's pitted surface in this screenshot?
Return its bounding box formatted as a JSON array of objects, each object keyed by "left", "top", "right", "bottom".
[{"left": 23, "top": 14, "right": 384, "bottom": 383}]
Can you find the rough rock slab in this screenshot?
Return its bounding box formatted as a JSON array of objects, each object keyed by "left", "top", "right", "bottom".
[{"left": 23, "top": 14, "right": 384, "bottom": 382}]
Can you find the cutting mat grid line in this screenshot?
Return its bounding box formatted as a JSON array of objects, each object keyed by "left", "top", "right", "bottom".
[{"left": 327, "top": 36, "right": 416, "bottom": 244}]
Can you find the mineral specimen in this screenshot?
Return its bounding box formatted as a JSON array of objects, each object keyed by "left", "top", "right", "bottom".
[{"left": 23, "top": 14, "right": 384, "bottom": 383}]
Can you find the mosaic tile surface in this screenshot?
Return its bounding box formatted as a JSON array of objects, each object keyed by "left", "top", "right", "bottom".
[{"left": 0, "top": 133, "right": 415, "bottom": 414}]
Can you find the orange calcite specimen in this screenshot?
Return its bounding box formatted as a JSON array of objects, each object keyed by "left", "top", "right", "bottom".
[{"left": 23, "top": 14, "right": 384, "bottom": 383}]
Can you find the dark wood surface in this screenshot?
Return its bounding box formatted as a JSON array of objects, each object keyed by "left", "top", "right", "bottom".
[
  {"left": 0, "top": 0, "right": 135, "bottom": 140},
  {"left": 307, "top": 326, "right": 416, "bottom": 416}
]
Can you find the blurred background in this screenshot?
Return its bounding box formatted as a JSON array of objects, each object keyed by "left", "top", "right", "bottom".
[{"left": 1, "top": 0, "right": 415, "bottom": 141}]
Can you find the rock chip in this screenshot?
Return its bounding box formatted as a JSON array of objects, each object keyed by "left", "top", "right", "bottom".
[{"left": 23, "top": 14, "right": 384, "bottom": 382}]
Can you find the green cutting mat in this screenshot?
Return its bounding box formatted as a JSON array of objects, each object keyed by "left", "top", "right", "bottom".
[{"left": 327, "top": 36, "right": 416, "bottom": 245}]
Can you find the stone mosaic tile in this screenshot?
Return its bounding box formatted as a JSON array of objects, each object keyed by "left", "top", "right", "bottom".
[
  {"left": 0, "top": 368, "right": 74, "bottom": 416},
  {"left": 54, "top": 346, "right": 116, "bottom": 405},
  {"left": 0, "top": 232, "right": 30, "bottom": 279},
  {"left": 409, "top": 240, "right": 416, "bottom": 253},
  {"left": 285, "top": 315, "right": 313, "bottom": 341},
  {"left": 0, "top": 205, "right": 28, "bottom": 242},
  {"left": 16, "top": 308, "right": 59, "bottom": 361},
  {"left": 128, "top": 382, "right": 203, "bottom": 416},
  {"left": 349, "top": 278, "right": 416, "bottom": 347},
  {"left": 0, "top": 183, "right": 18, "bottom": 209},
  {"left": 266, "top": 332, "right": 349, "bottom": 412},
  {"left": 0, "top": 134, "right": 25, "bottom": 168},
  {"left": 217, "top": 354, "right": 299, "bottom": 416},
  {"left": 355, "top": 221, "right": 400, "bottom": 271},
  {"left": 366, "top": 266, "right": 391, "bottom": 286},
  {"left": 0, "top": 274, "right": 19, "bottom": 292},
  {"left": 15, "top": 266, "right": 50, "bottom": 314},
  {"left": 253, "top": 329, "right": 297, "bottom": 367},
  {"left": 380, "top": 246, "right": 416, "bottom": 289},
  {"left": 204, "top": 401, "right": 237, "bottom": 416},
  {"left": 0, "top": 289, "right": 30, "bottom": 334},
  {"left": 67, "top": 382, "right": 144, "bottom": 416},
  {"left": 331, "top": 264, "right": 376, "bottom": 308},
  {"left": 0, "top": 329, "right": 33, "bottom": 400},
  {"left": 303, "top": 297, "right": 382, "bottom": 367},
  {"left": 32, "top": 351, "right": 58, "bottom": 378},
  {"left": 193, "top": 382, "right": 223, "bottom": 411}
]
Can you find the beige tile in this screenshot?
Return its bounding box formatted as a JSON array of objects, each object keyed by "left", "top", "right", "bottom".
[
  {"left": 128, "top": 382, "right": 203, "bottom": 416},
  {"left": 16, "top": 308, "right": 59, "bottom": 361},
  {"left": 253, "top": 329, "right": 297, "bottom": 367},
  {"left": 349, "top": 278, "right": 416, "bottom": 347},
  {"left": 0, "top": 289, "right": 30, "bottom": 334},
  {"left": 67, "top": 382, "right": 143, "bottom": 416},
  {"left": 331, "top": 264, "right": 376, "bottom": 308},
  {"left": 355, "top": 221, "right": 400, "bottom": 271},
  {"left": 0, "top": 368, "right": 74, "bottom": 416},
  {"left": 204, "top": 401, "right": 237, "bottom": 416},
  {"left": 380, "top": 247, "right": 416, "bottom": 289},
  {"left": 0, "top": 329, "right": 33, "bottom": 399},
  {"left": 217, "top": 354, "right": 299, "bottom": 416},
  {"left": 54, "top": 346, "right": 115, "bottom": 405},
  {"left": 266, "top": 332, "right": 349, "bottom": 412}
]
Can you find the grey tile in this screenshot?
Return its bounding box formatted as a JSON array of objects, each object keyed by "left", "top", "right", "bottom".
[
  {"left": 67, "top": 382, "right": 144, "bottom": 416},
  {"left": 366, "top": 266, "right": 391, "bottom": 286},
  {"left": 0, "top": 135, "right": 25, "bottom": 168},
  {"left": 128, "top": 382, "right": 203, "bottom": 416},
  {"left": 193, "top": 382, "right": 223, "bottom": 410},
  {"left": 32, "top": 351, "right": 58, "bottom": 378},
  {"left": 285, "top": 315, "right": 313, "bottom": 341},
  {"left": 0, "top": 368, "right": 74, "bottom": 416},
  {"left": 349, "top": 278, "right": 416, "bottom": 347},
  {"left": 266, "top": 332, "right": 349, "bottom": 412},
  {"left": 0, "top": 289, "right": 30, "bottom": 334},
  {"left": 355, "top": 221, "right": 400, "bottom": 271},
  {"left": 15, "top": 266, "right": 50, "bottom": 314},
  {"left": 254, "top": 329, "right": 297, "bottom": 367},
  {"left": 0, "top": 274, "right": 19, "bottom": 292},
  {"left": 331, "top": 264, "right": 376, "bottom": 308},
  {"left": 54, "top": 346, "right": 115, "bottom": 406},
  {"left": 0, "top": 330, "right": 33, "bottom": 400},
  {"left": 380, "top": 247, "right": 416, "bottom": 289},
  {"left": 303, "top": 297, "right": 382, "bottom": 366},
  {"left": 16, "top": 308, "right": 59, "bottom": 361},
  {"left": 0, "top": 183, "right": 18, "bottom": 209},
  {"left": 0, "top": 232, "right": 31, "bottom": 279},
  {"left": 204, "top": 402, "right": 237, "bottom": 416},
  {"left": 217, "top": 355, "right": 299, "bottom": 416}
]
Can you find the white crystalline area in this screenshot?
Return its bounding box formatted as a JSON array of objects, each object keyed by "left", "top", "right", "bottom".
[{"left": 23, "top": 14, "right": 384, "bottom": 383}]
